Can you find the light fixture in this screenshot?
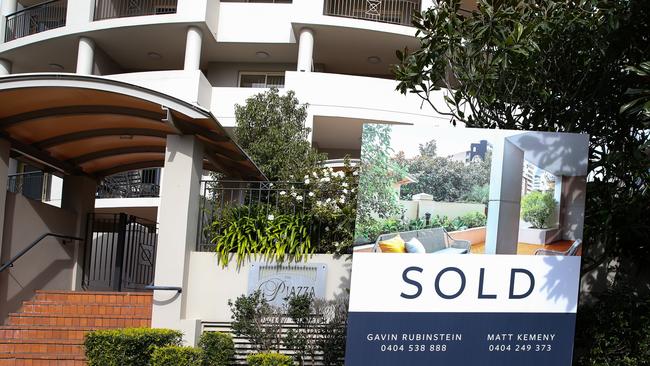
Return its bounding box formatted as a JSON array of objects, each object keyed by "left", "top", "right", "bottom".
[
  {"left": 147, "top": 52, "right": 162, "bottom": 60},
  {"left": 48, "top": 63, "right": 64, "bottom": 71},
  {"left": 255, "top": 51, "right": 270, "bottom": 59},
  {"left": 367, "top": 56, "right": 381, "bottom": 64}
]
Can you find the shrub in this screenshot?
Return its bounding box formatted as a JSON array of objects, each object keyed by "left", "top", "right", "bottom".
[
  {"left": 574, "top": 285, "right": 650, "bottom": 366},
  {"left": 247, "top": 353, "right": 294, "bottom": 366},
  {"left": 84, "top": 328, "right": 182, "bottom": 366},
  {"left": 520, "top": 191, "right": 557, "bottom": 229},
  {"left": 285, "top": 294, "right": 322, "bottom": 365},
  {"left": 151, "top": 346, "right": 203, "bottom": 366},
  {"left": 198, "top": 332, "right": 235, "bottom": 366},
  {"left": 229, "top": 291, "right": 285, "bottom": 352}
]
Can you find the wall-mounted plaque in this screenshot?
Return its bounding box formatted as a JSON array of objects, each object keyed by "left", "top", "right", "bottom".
[{"left": 248, "top": 262, "right": 327, "bottom": 307}]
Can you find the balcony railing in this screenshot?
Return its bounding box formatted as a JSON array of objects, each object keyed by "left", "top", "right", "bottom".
[
  {"left": 94, "top": 0, "right": 178, "bottom": 21},
  {"left": 4, "top": 0, "right": 67, "bottom": 42},
  {"left": 96, "top": 169, "right": 160, "bottom": 199},
  {"left": 7, "top": 171, "right": 49, "bottom": 201},
  {"left": 323, "top": 0, "right": 420, "bottom": 27}
]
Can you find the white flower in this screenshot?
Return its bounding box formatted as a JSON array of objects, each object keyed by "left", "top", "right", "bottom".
[
  {"left": 339, "top": 197, "right": 346, "bottom": 204},
  {"left": 280, "top": 191, "right": 286, "bottom": 195},
  {"left": 296, "top": 195, "right": 303, "bottom": 201},
  {"left": 304, "top": 175, "right": 309, "bottom": 179},
  {"left": 326, "top": 198, "right": 331, "bottom": 203},
  {"left": 289, "top": 175, "right": 294, "bottom": 179},
  {"left": 316, "top": 201, "right": 322, "bottom": 206},
  {"left": 342, "top": 182, "right": 348, "bottom": 188},
  {"left": 353, "top": 171, "right": 359, "bottom": 176},
  {"left": 308, "top": 192, "right": 314, "bottom": 197},
  {"left": 269, "top": 183, "right": 274, "bottom": 187},
  {"left": 267, "top": 214, "right": 275, "bottom": 221},
  {"left": 325, "top": 226, "right": 330, "bottom": 232},
  {"left": 304, "top": 178, "right": 310, "bottom": 184},
  {"left": 342, "top": 189, "right": 348, "bottom": 194},
  {"left": 320, "top": 177, "right": 330, "bottom": 183},
  {"left": 291, "top": 191, "right": 297, "bottom": 197},
  {"left": 337, "top": 171, "right": 345, "bottom": 178},
  {"left": 312, "top": 172, "right": 318, "bottom": 178}
]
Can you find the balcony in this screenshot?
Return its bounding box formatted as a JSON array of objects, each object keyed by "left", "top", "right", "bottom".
[
  {"left": 323, "top": 0, "right": 420, "bottom": 27},
  {"left": 93, "top": 0, "right": 178, "bottom": 21},
  {"left": 4, "top": 0, "right": 67, "bottom": 42},
  {"left": 96, "top": 169, "right": 161, "bottom": 199}
]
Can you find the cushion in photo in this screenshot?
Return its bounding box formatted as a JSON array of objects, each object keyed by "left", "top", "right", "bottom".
[
  {"left": 405, "top": 237, "right": 426, "bottom": 253},
  {"left": 378, "top": 235, "right": 406, "bottom": 253}
]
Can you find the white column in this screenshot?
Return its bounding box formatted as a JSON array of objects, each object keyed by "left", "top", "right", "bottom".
[
  {"left": 0, "top": 139, "right": 10, "bottom": 258},
  {"left": 76, "top": 36, "right": 95, "bottom": 75},
  {"left": 485, "top": 138, "right": 524, "bottom": 254},
  {"left": 183, "top": 26, "right": 203, "bottom": 71},
  {"left": 0, "top": 59, "right": 11, "bottom": 75},
  {"left": 297, "top": 28, "right": 314, "bottom": 72},
  {"left": 61, "top": 175, "right": 97, "bottom": 290},
  {"left": 151, "top": 135, "right": 203, "bottom": 345},
  {"left": 0, "top": 0, "right": 17, "bottom": 46}
]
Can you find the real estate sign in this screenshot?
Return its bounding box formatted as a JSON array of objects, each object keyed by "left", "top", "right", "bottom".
[
  {"left": 345, "top": 253, "right": 580, "bottom": 365},
  {"left": 347, "top": 125, "right": 588, "bottom": 365}
]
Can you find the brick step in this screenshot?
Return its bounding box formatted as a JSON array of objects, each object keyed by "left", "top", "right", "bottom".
[
  {"left": 0, "top": 353, "right": 86, "bottom": 366},
  {"left": 0, "top": 325, "right": 110, "bottom": 341},
  {"left": 0, "top": 338, "right": 84, "bottom": 355},
  {"left": 8, "top": 313, "right": 151, "bottom": 328},
  {"left": 20, "top": 301, "right": 152, "bottom": 317},
  {"left": 34, "top": 290, "right": 152, "bottom": 306}
]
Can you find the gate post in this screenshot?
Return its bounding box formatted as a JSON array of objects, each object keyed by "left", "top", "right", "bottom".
[{"left": 112, "top": 213, "right": 128, "bottom": 292}]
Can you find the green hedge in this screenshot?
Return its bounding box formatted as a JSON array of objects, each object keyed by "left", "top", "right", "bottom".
[
  {"left": 247, "top": 353, "right": 294, "bottom": 366},
  {"left": 198, "top": 332, "right": 235, "bottom": 366},
  {"left": 151, "top": 346, "right": 204, "bottom": 366},
  {"left": 84, "top": 328, "right": 182, "bottom": 366}
]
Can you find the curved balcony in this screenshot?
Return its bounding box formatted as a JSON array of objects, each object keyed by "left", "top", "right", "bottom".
[
  {"left": 4, "top": 0, "right": 67, "bottom": 42},
  {"left": 323, "top": 0, "right": 420, "bottom": 27},
  {"left": 93, "top": 0, "right": 178, "bottom": 21}
]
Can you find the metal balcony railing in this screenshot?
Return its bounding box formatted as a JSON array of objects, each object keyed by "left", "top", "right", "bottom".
[
  {"left": 323, "top": 0, "right": 420, "bottom": 27},
  {"left": 93, "top": 0, "right": 178, "bottom": 21},
  {"left": 96, "top": 169, "right": 160, "bottom": 199},
  {"left": 4, "top": 0, "right": 67, "bottom": 42}
]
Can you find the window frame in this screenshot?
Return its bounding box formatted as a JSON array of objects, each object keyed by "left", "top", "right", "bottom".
[{"left": 238, "top": 71, "right": 286, "bottom": 88}]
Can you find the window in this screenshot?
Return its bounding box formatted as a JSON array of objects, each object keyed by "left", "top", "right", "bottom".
[{"left": 239, "top": 72, "right": 285, "bottom": 88}]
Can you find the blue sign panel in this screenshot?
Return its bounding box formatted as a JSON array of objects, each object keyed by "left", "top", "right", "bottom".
[{"left": 344, "top": 254, "right": 581, "bottom": 366}]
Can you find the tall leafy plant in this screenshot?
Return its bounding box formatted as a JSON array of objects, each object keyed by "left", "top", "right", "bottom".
[{"left": 520, "top": 191, "right": 557, "bottom": 229}]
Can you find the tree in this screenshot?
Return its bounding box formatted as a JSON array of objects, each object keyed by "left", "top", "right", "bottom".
[
  {"left": 521, "top": 191, "right": 557, "bottom": 229},
  {"left": 234, "top": 88, "right": 325, "bottom": 181},
  {"left": 394, "top": 0, "right": 650, "bottom": 280},
  {"left": 355, "top": 124, "right": 406, "bottom": 238}
]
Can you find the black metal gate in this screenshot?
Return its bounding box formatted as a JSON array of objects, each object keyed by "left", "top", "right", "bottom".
[{"left": 83, "top": 213, "right": 158, "bottom": 292}]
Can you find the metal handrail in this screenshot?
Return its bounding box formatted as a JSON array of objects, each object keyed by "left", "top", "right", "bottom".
[
  {"left": 144, "top": 285, "right": 182, "bottom": 293},
  {"left": 6, "top": 0, "right": 61, "bottom": 17},
  {"left": 0, "top": 233, "right": 84, "bottom": 273}
]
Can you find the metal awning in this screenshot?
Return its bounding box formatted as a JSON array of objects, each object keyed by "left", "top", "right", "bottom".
[{"left": 0, "top": 73, "right": 266, "bottom": 180}]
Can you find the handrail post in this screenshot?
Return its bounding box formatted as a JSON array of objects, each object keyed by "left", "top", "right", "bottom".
[{"left": 112, "top": 213, "right": 128, "bottom": 291}]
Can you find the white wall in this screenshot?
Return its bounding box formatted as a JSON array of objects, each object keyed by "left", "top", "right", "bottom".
[
  {"left": 185, "top": 253, "right": 352, "bottom": 323},
  {"left": 401, "top": 200, "right": 485, "bottom": 220},
  {"left": 0, "top": 192, "right": 78, "bottom": 323},
  {"left": 216, "top": 3, "right": 295, "bottom": 43}
]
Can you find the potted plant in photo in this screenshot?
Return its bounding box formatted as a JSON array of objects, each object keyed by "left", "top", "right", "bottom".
[{"left": 519, "top": 191, "right": 559, "bottom": 244}]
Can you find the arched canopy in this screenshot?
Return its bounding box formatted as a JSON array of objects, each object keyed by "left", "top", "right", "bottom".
[{"left": 0, "top": 74, "right": 265, "bottom": 180}]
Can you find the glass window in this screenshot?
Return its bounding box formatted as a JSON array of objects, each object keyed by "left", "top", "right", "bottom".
[{"left": 239, "top": 73, "right": 285, "bottom": 88}]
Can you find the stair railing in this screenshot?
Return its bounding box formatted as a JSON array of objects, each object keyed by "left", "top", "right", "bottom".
[{"left": 0, "top": 233, "right": 84, "bottom": 273}]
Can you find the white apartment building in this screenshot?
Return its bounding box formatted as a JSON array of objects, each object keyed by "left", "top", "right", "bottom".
[{"left": 0, "top": 0, "right": 482, "bottom": 222}]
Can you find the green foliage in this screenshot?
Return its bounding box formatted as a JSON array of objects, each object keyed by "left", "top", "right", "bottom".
[
  {"left": 229, "top": 291, "right": 285, "bottom": 353},
  {"left": 398, "top": 142, "right": 492, "bottom": 202},
  {"left": 359, "top": 212, "right": 486, "bottom": 243},
  {"left": 84, "top": 328, "right": 182, "bottom": 366},
  {"left": 574, "top": 285, "right": 650, "bottom": 366},
  {"left": 247, "top": 353, "right": 294, "bottom": 366},
  {"left": 211, "top": 204, "right": 312, "bottom": 267},
  {"left": 356, "top": 124, "right": 406, "bottom": 239},
  {"left": 198, "top": 332, "right": 235, "bottom": 366},
  {"left": 462, "top": 184, "right": 490, "bottom": 205},
  {"left": 394, "top": 0, "right": 650, "bottom": 281},
  {"left": 521, "top": 191, "right": 557, "bottom": 229},
  {"left": 234, "top": 88, "right": 325, "bottom": 181},
  {"left": 284, "top": 294, "right": 321, "bottom": 366},
  {"left": 150, "top": 346, "right": 203, "bottom": 366},
  {"left": 315, "top": 294, "right": 349, "bottom": 366}
]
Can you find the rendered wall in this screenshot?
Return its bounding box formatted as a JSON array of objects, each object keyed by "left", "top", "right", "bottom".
[
  {"left": 401, "top": 200, "right": 485, "bottom": 220},
  {"left": 184, "top": 253, "right": 352, "bottom": 322},
  {"left": 0, "top": 193, "right": 78, "bottom": 322}
]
